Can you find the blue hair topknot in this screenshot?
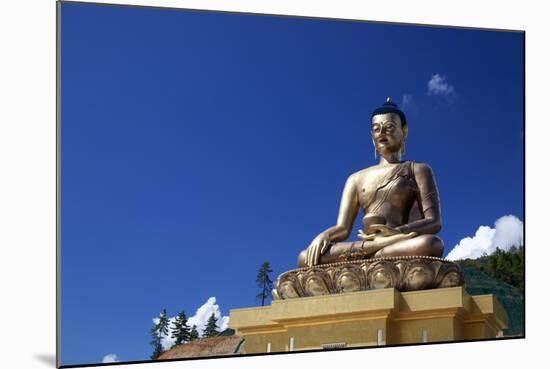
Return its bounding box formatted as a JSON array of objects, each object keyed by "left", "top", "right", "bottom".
[{"left": 371, "top": 97, "right": 407, "bottom": 127}]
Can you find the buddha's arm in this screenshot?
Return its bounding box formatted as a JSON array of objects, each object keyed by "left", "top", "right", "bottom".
[
  {"left": 395, "top": 163, "right": 442, "bottom": 235},
  {"left": 323, "top": 174, "right": 360, "bottom": 242},
  {"left": 305, "top": 174, "right": 359, "bottom": 266}
]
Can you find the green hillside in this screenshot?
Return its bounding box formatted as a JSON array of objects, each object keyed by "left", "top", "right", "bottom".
[{"left": 457, "top": 262, "right": 524, "bottom": 336}]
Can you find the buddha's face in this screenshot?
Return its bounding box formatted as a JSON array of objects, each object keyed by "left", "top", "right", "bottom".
[{"left": 371, "top": 113, "right": 407, "bottom": 155}]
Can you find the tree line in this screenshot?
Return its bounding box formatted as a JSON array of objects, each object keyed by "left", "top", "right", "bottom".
[
  {"left": 150, "top": 309, "right": 221, "bottom": 359},
  {"left": 150, "top": 261, "right": 275, "bottom": 360},
  {"left": 457, "top": 245, "right": 524, "bottom": 290}
]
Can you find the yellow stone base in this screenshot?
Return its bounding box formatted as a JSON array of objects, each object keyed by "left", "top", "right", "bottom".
[{"left": 229, "top": 287, "right": 508, "bottom": 354}]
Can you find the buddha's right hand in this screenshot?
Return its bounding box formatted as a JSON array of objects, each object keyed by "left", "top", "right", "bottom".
[{"left": 305, "top": 233, "right": 331, "bottom": 267}]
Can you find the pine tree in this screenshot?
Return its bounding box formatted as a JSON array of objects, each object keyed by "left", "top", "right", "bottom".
[
  {"left": 256, "top": 261, "right": 274, "bottom": 306},
  {"left": 189, "top": 325, "right": 199, "bottom": 341},
  {"left": 158, "top": 308, "right": 170, "bottom": 338},
  {"left": 202, "top": 313, "right": 220, "bottom": 338},
  {"left": 150, "top": 308, "right": 170, "bottom": 360},
  {"left": 170, "top": 310, "right": 191, "bottom": 347},
  {"left": 149, "top": 325, "right": 163, "bottom": 360}
]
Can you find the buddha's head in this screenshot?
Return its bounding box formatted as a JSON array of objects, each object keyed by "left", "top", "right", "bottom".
[{"left": 371, "top": 97, "right": 408, "bottom": 159}]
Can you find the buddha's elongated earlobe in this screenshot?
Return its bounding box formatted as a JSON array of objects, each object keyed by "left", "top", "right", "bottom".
[
  {"left": 400, "top": 126, "right": 408, "bottom": 160},
  {"left": 373, "top": 140, "right": 378, "bottom": 160}
]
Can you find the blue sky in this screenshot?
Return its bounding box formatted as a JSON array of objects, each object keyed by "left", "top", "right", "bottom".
[{"left": 60, "top": 2, "right": 524, "bottom": 366}]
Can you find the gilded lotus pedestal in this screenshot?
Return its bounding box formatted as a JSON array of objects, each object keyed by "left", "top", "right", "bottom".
[{"left": 273, "top": 256, "right": 463, "bottom": 300}]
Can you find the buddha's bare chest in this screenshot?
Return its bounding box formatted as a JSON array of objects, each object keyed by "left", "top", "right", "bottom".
[{"left": 356, "top": 165, "right": 417, "bottom": 209}]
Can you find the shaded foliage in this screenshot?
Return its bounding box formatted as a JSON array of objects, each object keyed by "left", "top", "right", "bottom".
[
  {"left": 149, "top": 326, "right": 163, "bottom": 360},
  {"left": 256, "top": 261, "right": 274, "bottom": 306},
  {"left": 202, "top": 313, "right": 220, "bottom": 338},
  {"left": 484, "top": 246, "right": 524, "bottom": 290},
  {"left": 189, "top": 325, "right": 199, "bottom": 341},
  {"left": 170, "top": 310, "right": 191, "bottom": 348},
  {"left": 456, "top": 246, "right": 524, "bottom": 336},
  {"left": 458, "top": 246, "right": 524, "bottom": 290},
  {"left": 150, "top": 308, "right": 169, "bottom": 359}
]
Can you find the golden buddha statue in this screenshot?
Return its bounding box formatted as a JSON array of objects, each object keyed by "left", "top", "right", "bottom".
[{"left": 298, "top": 98, "right": 444, "bottom": 268}]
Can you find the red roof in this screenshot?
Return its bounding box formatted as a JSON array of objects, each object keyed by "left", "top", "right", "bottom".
[{"left": 157, "top": 336, "right": 244, "bottom": 360}]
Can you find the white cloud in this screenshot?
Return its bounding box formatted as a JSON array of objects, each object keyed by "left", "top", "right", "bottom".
[
  {"left": 152, "top": 297, "right": 229, "bottom": 350},
  {"left": 401, "top": 93, "right": 414, "bottom": 109},
  {"left": 492, "top": 215, "right": 524, "bottom": 250},
  {"left": 427, "top": 74, "right": 456, "bottom": 96},
  {"left": 102, "top": 354, "right": 119, "bottom": 363},
  {"left": 187, "top": 297, "right": 229, "bottom": 336},
  {"left": 445, "top": 215, "right": 524, "bottom": 261}
]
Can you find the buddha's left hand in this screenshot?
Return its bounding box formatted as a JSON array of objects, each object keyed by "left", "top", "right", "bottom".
[
  {"left": 369, "top": 224, "right": 401, "bottom": 236},
  {"left": 358, "top": 224, "right": 400, "bottom": 239},
  {"left": 359, "top": 231, "right": 418, "bottom": 256}
]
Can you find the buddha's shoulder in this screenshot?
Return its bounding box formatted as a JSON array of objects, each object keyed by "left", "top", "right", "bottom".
[
  {"left": 348, "top": 161, "right": 435, "bottom": 181},
  {"left": 409, "top": 161, "right": 436, "bottom": 176},
  {"left": 350, "top": 161, "right": 415, "bottom": 174},
  {"left": 350, "top": 166, "right": 376, "bottom": 178},
  {"left": 347, "top": 165, "right": 387, "bottom": 182}
]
